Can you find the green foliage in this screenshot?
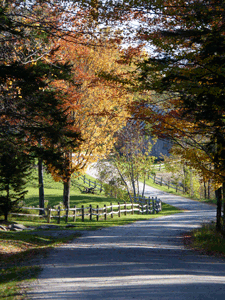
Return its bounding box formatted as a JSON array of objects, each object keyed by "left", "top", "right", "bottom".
[
  {"left": 0, "top": 141, "right": 32, "bottom": 221},
  {"left": 190, "top": 222, "right": 225, "bottom": 257},
  {"left": 108, "top": 121, "right": 156, "bottom": 199},
  {"left": 103, "top": 182, "right": 130, "bottom": 202}
]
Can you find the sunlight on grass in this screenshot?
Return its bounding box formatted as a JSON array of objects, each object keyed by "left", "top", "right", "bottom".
[{"left": 190, "top": 222, "right": 225, "bottom": 256}]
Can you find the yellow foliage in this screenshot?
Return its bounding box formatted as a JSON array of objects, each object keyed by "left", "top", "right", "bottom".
[{"left": 49, "top": 37, "right": 135, "bottom": 179}]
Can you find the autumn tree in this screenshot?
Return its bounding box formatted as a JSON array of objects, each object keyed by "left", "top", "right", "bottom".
[
  {"left": 0, "top": 0, "right": 82, "bottom": 214},
  {"left": 107, "top": 120, "right": 155, "bottom": 201},
  {"left": 48, "top": 33, "right": 136, "bottom": 208}
]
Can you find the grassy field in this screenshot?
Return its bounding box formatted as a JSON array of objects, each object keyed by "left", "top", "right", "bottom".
[{"left": 0, "top": 168, "right": 181, "bottom": 300}]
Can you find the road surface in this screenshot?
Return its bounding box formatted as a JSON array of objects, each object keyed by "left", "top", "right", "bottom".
[{"left": 27, "top": 168, "right": 225, "bottom": 299}]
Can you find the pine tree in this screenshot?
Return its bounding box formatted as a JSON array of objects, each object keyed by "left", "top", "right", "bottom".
[{"left": 0, "top": 140, "right": 32, "bottom": 221}]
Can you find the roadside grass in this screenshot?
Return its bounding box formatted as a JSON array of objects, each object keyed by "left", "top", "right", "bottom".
[
  {"left": 0, "top": 266, "right": 40, "bottom": 300},
  {"left": 0, "top": 227, "right": 81, "bottom": 299},
  {"left": 185, "top": 222, "right": 225, "bottom": 257}
]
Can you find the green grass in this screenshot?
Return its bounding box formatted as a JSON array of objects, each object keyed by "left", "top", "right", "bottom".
[
  {"left": 0, "top": 266, "right": 40, "bottom": 300},
  {"left": 187, "top": 222, "right": 225, "bottom": 257}
]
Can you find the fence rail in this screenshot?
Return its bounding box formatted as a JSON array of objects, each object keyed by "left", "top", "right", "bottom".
[
  {"left": 149, "top": 174, "right": 183, "bottom": 192},
  {"left": 10, "top": 196, "right": 161, "bottom": 224},
  {"left": 77, "top": 175, "right": 103, "bottom": 192}
]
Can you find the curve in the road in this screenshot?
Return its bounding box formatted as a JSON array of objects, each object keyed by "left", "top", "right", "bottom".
[{"left": 27, "top": 184, "right": 225, "bottom": 300}]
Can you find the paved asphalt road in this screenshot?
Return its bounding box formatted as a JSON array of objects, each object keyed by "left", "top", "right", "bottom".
[{"left": 27, "top": 172, "right": 225, "bottom": 300}]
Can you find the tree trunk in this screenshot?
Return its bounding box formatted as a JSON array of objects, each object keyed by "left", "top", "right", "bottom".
[
  {"left": 63, "top": 177, "right": 71, "bottom": 209},
  {"left": 131, "top": 164, "right": 136, "bottom": 198},
  {"left": 38, "top": 158, "right": 45, "bottom": 215},
  {"left": 215, "top": 187, "right": 222, "bottom": 232},
  {"left": 223, "top": 183, "right": 225, "bottom": 234},
  {"left": 4, "top": 184, "right": 10, "bottom": 221},
  {"left": 142, "top": 175, "right": 146, "bottom": 198},
  {"left": 208, "top": 179, "right": 211, "bottom": 199},
  {"left": 114, "top": 162, "right": 132, "bottom": 201},
  {"left": 203, "top": 180, "right": 207, "bottom": 199},
  {"left": 190, "top": 168, "right": 193, "bottom": 196}
]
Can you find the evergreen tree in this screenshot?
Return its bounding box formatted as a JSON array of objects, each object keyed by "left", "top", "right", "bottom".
[{"left": 0, "top": 140, "right": 32, "bottom": 221}]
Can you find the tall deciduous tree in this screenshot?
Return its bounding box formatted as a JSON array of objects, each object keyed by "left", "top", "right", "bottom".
[
  {"left": 49, "top": 34, "right": 135, "bottom": 208},
  {"left": 109, "top": 120, "right": 155, "bottom": 200}
]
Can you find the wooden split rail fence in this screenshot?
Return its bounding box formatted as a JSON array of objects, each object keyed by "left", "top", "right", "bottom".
[
  {"left": 77, "top": 175, "right": 103, "bottom": 192},
  {"left": 10, "top": 196, "right": 162, "bottom": 224},
  {"left": 149, "top": 174, "right": 183, "bottom": 192}
]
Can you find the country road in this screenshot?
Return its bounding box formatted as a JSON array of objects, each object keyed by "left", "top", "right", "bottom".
[{"left": 27, "top": 169, "right": 225, "bottom": 300}]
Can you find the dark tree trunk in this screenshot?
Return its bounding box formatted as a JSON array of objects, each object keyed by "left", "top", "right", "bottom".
[
  {"left": 203, "top": 181, "right": 207, "bottom": 199},
  {"left": 142, "top": 176, "right": 146, "bottom": 198},
  {"left": 38, "top": 158, "right": 45, "bottom": 215},
  {"left": 223, "top": 183, "right": 225, "bottom": 234},
  {"left": 63, "top": 177, "right": 71, "bottom": 209},
  {"left": 215, "top": 187, "right": 222, "bottom": 232},
  {"left": 4, "top": 185, "right": 10, "bottom": 221},
  {"left": 208, "top": 179, "right": 211, "bottom": 199}
]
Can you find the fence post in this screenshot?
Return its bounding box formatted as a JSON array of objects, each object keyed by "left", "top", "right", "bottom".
[
  {"left": 47, "top": 205, "right": 51, "bottom": 223},
  {"left": 146, "top": 200, "right": 148, "bottom": 214},
  {"left": 96, "top": 205, "right": 99, "bottom": 221},
  {"left": 90, "top": 204, "right": 92, "bottom": 221},
  {"left": 89, "top": 179, "right": 91, "bottom": 187},
  {"left": 156, "top": 200, "right": 159, "bottom": 214},
  {"left": 100, "top": 183, "right": 103, "bottom": 193},
  {"left": 168, "top": 180, "right": 170, "bottom": 189},
  {"left": 104, "top": 204, "right": 107, "bottom": 221},
  {"left": 57, "top": 206, "right": 60, "bottom": 224},
  {"left": 118, "top": 202, "right": 121, "bottom": 217},
  {"left": 82, "top": 205, "right": 84, "bottom": 222},
  {"left": 138, "top": 202, "right": 140, "bottom": 214},
  {"left": 65, "top": 207, "right": 68, "bottom": 223},
  {"left": 142, "top": 203, "right": 144, "bottom": 214},
  {"left": 83, "top": 175, "right": 85, "bottom": 184},
  {"left": 160, "top": 177, "right": 163, "bottom": 186},
  {"left": 110, "top": 203, "right": 113, "bottom": 218},
  {"left": 73, "top": 205, "right": 76, "bottom": 222},
  {"left": 131, "top": 201, "right": 134, "bottom": 215},
  {"left": 124, "top": 202, "right": 127, "bottom": 216},
  {"left": 153, "top": 197, "right": 156, "bottom": 214}
]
